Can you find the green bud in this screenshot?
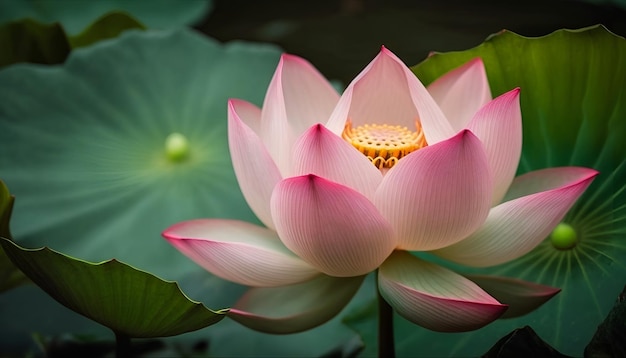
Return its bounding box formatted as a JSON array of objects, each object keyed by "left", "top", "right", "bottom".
[
  {"left": 165, "top": 133, "right": 190, "bottom": 162},
  {"left": 550, "top": 223, "right": 577, "bottom": 250}
]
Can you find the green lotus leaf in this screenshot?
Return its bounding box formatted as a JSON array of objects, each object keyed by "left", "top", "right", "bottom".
[
  {"left": 0, "top": 27, "right": 280, "bottom": 350},
  {"left": 0, "top": 181, "right": 30, "bottom": 293},
  {"left": 346, "top": 25, "right": 626, "bottom": 357},
  {"left": 0, "top": 181, "right": 14, "bottom": 240},
  {"left": 0, "top": 0, "right": 211, "bottom": 34},
  {"left": 0, "top": 27, "right": 282, "bottom": 280},
  {"left": 0, "top": 266, "right": 365, "bottom": 356},
  {"left": 0, "top": 13, "right": 146, "bottom": 69},
  {"left": 0, "top": 18, "right": 70, "bottom": 67},
  {"left": 68, "top": 11, "right": 146, "bottom": 49},
  {"left": 0, "top": 237, "right": 226, "bottom": 337}
]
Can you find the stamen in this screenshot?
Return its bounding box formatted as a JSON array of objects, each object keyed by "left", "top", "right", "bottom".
[{"left": 342, "top": 120, "right": 427, "bottom": 169}]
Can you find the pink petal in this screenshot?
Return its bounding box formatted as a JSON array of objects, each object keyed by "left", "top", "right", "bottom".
[
  {"left": 326, "top": 47, "right": 454, "bottom": 144},
  {"left": 374, "top": 130, "right": 492, "bottom": 251},
  {"left": 228, "top": 100, "right": 282, "bottom": 230},
  {"left": 229, "top": 98, "right": 262, "bottom": 135},
  {"left": 427, "top": 58, "right": 492, "bottom": 132},
  {"left": 503, "top": 166, "right": 598, "bottom": 202},
  {"left": 434, "top": 167, "right": 598, "bottom": 267},
  {"left": 163, "top": 219, "right": 319, "bottom": 287},
  {"left": 261, "top": 54, "right": 340, "bottom": 174},
  {"left": 271, "top": 174, "right": 395, "bottom": 277},
  {"left": 378, "top": 251, "right": 507, "bottom": 332},
  {"left": 228, "top": 275, "right": 364, "bottom": 334},
  {"left": 467, "top": 88, "right": 522, "bottom": 205},
  {"left": 292, "top": 123, "right": 382, "bottom": 200},
  {"left": 465, "top": 275, "right": 560, "bottom": 319}
]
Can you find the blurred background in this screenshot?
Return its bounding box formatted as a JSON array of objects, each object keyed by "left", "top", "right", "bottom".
[{"left": 198, "top": 0, "right": 626, "bottom": 83}]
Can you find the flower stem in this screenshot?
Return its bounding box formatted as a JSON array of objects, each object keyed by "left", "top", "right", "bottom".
[
  {"left": 377, "top": 276, "right": 395, "bottom": 358},
  {"left": 115, "top": 331, "right": 132, "bottom": 358}
]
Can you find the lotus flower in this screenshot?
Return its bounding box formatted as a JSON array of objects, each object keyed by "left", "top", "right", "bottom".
[{"left": 163, "top": 47, "right": 597, "bottom": 334}]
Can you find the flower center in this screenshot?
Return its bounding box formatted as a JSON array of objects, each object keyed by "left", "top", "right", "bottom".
[
  {"left": 342, "top": 120, "right": 427, "bottom": 169},
  {"left": 550, "top": 222, "right": 578, "bottom": 250},
  {"left": 165, "top": 132, "right": 190, "bottom": 162}
]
